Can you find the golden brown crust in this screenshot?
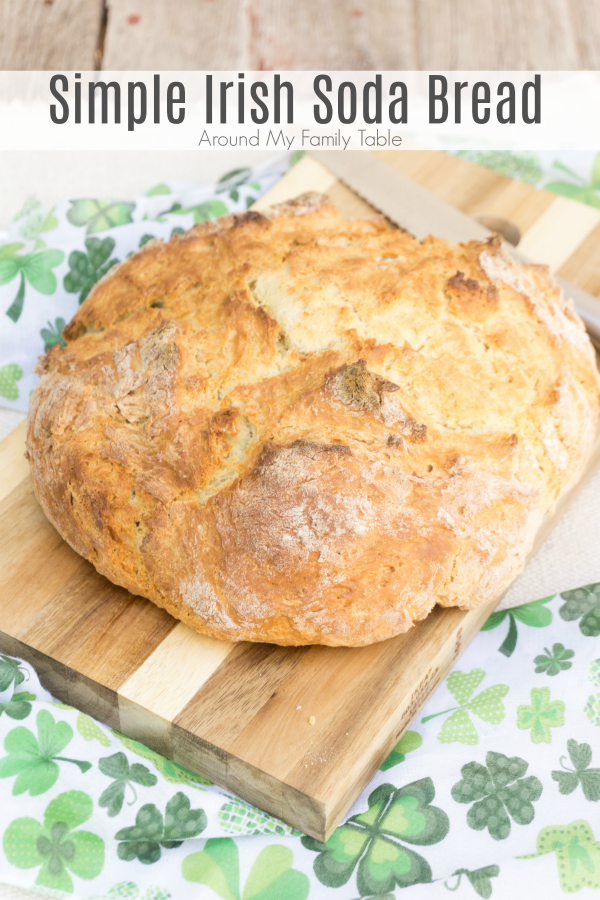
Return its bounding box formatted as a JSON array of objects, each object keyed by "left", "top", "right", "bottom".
[{"left": 26, "top": 194, "right": 600, "bottom": 645}]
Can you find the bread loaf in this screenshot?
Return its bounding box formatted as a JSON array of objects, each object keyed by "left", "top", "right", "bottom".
[{"left": 26, "top": 194, "right": 600, "bottom": 646}]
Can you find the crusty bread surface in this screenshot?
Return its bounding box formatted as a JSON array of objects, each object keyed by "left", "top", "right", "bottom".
[{"left": 26, "top": 193, "right": 600, "bottom": 646}]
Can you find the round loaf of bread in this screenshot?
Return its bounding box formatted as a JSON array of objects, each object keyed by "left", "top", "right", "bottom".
[{"left": 26, "top": 193, "right": 600, "bottom": 646}]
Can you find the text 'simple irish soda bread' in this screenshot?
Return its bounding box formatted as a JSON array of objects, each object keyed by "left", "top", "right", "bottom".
[{"left": 26, "top": 194, "right": 600, "bottom": 646}]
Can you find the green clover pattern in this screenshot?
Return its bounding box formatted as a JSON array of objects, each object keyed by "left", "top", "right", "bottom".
[
  {"left": 0, "top": 710, "right": 91, "bottom": 796},
  {"left": 0, "top": 363, "right": 22, "bottom": 400},
  {"left": 14, "top": 197, "right": 58, "bottom": 241},
  {"left": 552, "top": 739, "right": 600, "bottom": 802},
  {"left": 113, "top": 732, "right": 212, "bottom": 788},
  {"left": 560, "top": 584, "right": 600, "bottom": 638},
  {"left": 517, "top": 688, "right": 565, "bottom": 743},
  {"left": 101, "top": 883, "right": 171, "bottom": 900},
  {"left": 63, "top": 236, "right": 119, "bottom": 305},
  {"left": 585, "top": 658, "right": 600, "bottom": 727},
  {"left": 455, "top": 150, "right": 544, "bottom": 185},
  {"left": 0, "top": 655, "right": 29, "bottom": 693},
  {"left": 115, "top": 793, "right": 207, "bottom": 864},
  {"left": 77, "top": 712, "right": 112, "bottom": 746},
  {"left": 0, "top": 243, "right": 65, "bottom": 322},
  {"left": 481, "top": 596, "right": 553, "bottom": 656},
  {"left": 99, "top": 752, "right": 158, "bottom": 817},
  {"left": 67, "top": 199, "right": 135, "bottom": 234},
  {"left": 451, "top": 751, "right": 542, "bottom": 840},
  {"left": 182, "top": 839, "right": 310, "bottom": 900},
  {"left": 380, "top": 730, "right": 423, "bottom": 771},
  {"left": 40, "top": 317, "right": 66, "bottom": 351},
  {"left": 302, "top": 779, "right": 449, "bottom": 893},
  {"left": 445, "top": 864, "right": 500, "bottom": 898},
  {"left": 0, "top": 692, "right": 36, "bottom": 722},
  {"left": 534, "top": 643, "right": 575, "bottom": 676},
  {"left": 217, "top": 797, "right": 301, "bottom": 837},
  {"left": 421, "top": 669, "right": 508, "bottom": 744},
  {"left": 160, "top": 199, "right": 229, "bottom": 223},
  {"left": 3, "top": 790, "right": 104, "bottom": 892},
  {"left": 520, "top": 820, "right": 600, "bottom": 892}
]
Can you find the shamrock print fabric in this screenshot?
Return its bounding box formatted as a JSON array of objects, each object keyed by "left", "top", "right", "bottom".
[
  {"left": 1, "top": 586, "right": 600, "bottom": 899},
  {"left": 0, "top": 156, "right": 295, "bottom": 411},
  {"left": 301, "top": 780, "right": 450, "bottom": 894}
]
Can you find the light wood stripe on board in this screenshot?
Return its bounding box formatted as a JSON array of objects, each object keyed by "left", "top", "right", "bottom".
[
  {"left": 253, "top": 156, "right": 337, "bottom": 210},
  {"left": 512, "top": 196, "right": 600, "bottom": 271},
  {"left": 559, "top": 220, "right": 600, "bottom": 297},
  {"left": 0, "top": 420, "right": 29, "bottom": 504},
  {"left": 119, "top": 622, "right": 235, "bottom": 720}
]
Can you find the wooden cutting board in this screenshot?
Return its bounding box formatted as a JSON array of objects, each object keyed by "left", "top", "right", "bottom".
[{"left": 1, "top": 150, "right": 600, "bottom": 842}]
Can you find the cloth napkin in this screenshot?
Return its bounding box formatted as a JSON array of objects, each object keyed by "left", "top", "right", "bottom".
[
  {"left": 0, "top": 586, "right": 600, "bottom": 899},
  {"left": 2, "top": 151, "right": 600, "bottom": 900}
]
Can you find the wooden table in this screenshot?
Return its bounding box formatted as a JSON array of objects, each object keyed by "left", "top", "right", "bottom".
[{"left": 1, "top": 0, "right": 600, "bottom": 70}]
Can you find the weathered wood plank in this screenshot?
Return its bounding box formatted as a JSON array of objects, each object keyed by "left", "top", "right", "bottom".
[
  {"left": 415, "top": 0, "right": 581, "bottom": 68},
  {"left": 101, "top": 0, "right": 418, "bottom": 69},
  {"left": 1, "top": 0, "right": 598, "bottom": 71},
  {"left": 569, "top": 0, "right": 600, "bottom": 69},
  {"left": 102, "top": 0, "right": 246, "bottom": 69},
  {"left": 99, "top": 0, "right": 593, "bottom": 70},
  {"left": 0, "top": 0, "right": 105, "bottom": 69},
  {"left": 244, "top": 0, "right": 418, "bottom": 69}
]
